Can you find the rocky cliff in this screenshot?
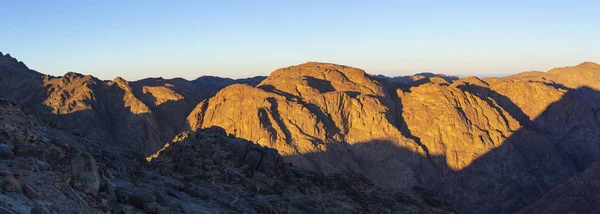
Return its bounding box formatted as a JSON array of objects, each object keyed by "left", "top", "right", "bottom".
[
  {"left": 0, "top": 53, "right": 260, "bottom": 156},
  {"left": 2, "top": 51, "right": 600, "bottom": 213},
  {"left": 185, "top": 61, "right": 600, "bottom": 213}
]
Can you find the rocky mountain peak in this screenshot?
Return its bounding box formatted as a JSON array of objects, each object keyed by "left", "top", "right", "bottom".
[
  {"left": 258, "top": 62, "right": 384, "bottom": 97},
  {"left": 577, "top": 61, "right": 600, "bottom": 68},
  {"left": 0, "top": 52, "right": 29, "bottom": 71},
  {"left": 3, "top": 52, "right": 600, "bottom": 213},
  {"left": 111, "top": 77, "right": 129, "bottom": 87},
  {"left": 60, "top": 72, "right": 96, "bottom": 85}
]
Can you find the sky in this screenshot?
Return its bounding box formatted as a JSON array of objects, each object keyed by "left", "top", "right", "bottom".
[{"left": 1, "top": 0, "right": 599, "bottom": 80}]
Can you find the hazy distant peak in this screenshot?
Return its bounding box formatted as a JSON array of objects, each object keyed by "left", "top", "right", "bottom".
[{"left": 577, "top": 61, "right": 600, "bottom": 68}]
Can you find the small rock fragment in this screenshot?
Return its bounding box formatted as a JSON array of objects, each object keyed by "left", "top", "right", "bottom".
[{"left": 0, "top": 143, "right": 14, "bottom": 159}]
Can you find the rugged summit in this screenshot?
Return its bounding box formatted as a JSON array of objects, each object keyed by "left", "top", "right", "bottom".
[
  {"left": 0, "top": 53, "right": 259, "bottom": 156},
  {"left": 185, "top": 61, "right": 600, "bottom": 213},
  {"left": 2, "top": 51, "right": 600, "bottom": 213},
  {"left": 185, "top": 62, "right": 425, "bottom": 188}
]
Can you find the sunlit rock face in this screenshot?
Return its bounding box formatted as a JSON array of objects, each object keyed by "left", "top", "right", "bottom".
[
  {"left": 186, "top": 61, "right": 600, "bottom": 213},
  {"left": 399, "top": 77, "right": 521, "bottom": 171},
  {"left": 185, "top": 62, "right": 427, "bottom": 188},
  {"left": 4, "top": 50, "right": 600, "bottom": 213},
  {"left": 0, "top": 53, "right": 211, "bottom": 155},
  {"left": 187, "top": 62, "right": 408, "bottom": 151},
  {"left": 0, "top": 99, "right": 454, "bottom": 213}
]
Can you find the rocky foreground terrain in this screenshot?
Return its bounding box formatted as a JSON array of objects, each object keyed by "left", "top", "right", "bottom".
[
  {"left": 0, "top": 99, "right": 452, "bottom": 213},
  {"left": 2, "top": 51, "right": 600, "bottom": 213}
]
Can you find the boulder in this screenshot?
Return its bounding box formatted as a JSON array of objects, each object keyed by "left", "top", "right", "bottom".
[
  {"left": 253, "top": 171, "right": 276, "bottom": 187},
  {"left": 29, "top": 206, "right": 50, "bottom": 214},
  {"left": 117, "top": 188, "right": 157, "bottom": 208},
  {"left": 12, "top": 134, "right": 26, "bottom": 144},
  {"left": 155, "top": 191, "right": 168, "bottom": 204},
  {"left": 108, "top": 202, "right": 133, "bottom": 214},
  {"left": 116, "top": 188, "right": 134, "bottom": 203},
  {"left": 143, "top": 202, "right": 169, "bottom": 214},
  {"left": 257, "top": 151, "right": 280, "bottom": 175},
  {"left": 70, "top": 152, "right": 100, "bottom": 195},
  {"left": 184, "top": 184, "right": 211, "bottom": 200},
  {"left": 129, "top": 189, "right": 157, "bottom": 208},
  {"left": 24, "top": 184, "right": 41, "bottom": 199},
  {"left": 0, "top": 143, "right": 14, "bottom": 159},
  {"left": 231, "top": 139, "right": 248, "bottom": 161},
  {"left": 167, "top": 189, "right": 191, "bottom": 200},
  {"left": 243, "top": 150, "right": 262, "bottom": 170},
  {"left": 13, "top": 144, "right": 47, "bottom": 161},
  {"left": 2, "top": 175, "right": 22, "bottom": 193}
]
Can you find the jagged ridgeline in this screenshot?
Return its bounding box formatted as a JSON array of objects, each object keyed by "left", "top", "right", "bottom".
[{"left": 2, "top": 51, "right": 600, "bottom": 213}]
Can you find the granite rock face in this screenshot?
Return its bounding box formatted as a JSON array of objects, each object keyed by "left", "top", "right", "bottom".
[
  {"left": 3, "top": 51, "right": 600, "bottom": 213},
  {"left": 185, "top": 61, "right": 600, "bottom": 213}
]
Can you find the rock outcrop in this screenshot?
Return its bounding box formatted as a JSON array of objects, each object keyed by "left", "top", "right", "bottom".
[
  {"left": 0, "top": 100, "right": 454, "bottom": 213},
  {"left": 185, "top": 61, "right": 600, "bottom": 213},
  {"left": 0, "top": 53, "right": 259, "bottom": 156},
  {"left": 185, "top": 62, "right": 428, "bottom": 189},
  {"left": 4, "top": 51, "right": 600, "bottom": 213}
]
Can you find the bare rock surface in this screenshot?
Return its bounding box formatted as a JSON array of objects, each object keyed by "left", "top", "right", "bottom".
[
  {"left": 0, "top": 100, "right": 453, "bottom": 213},
  {"left": 0, "top": 53, "right": 260, "bottom": 156},
  {"left": 185, "top": 61, "right": 600, "bottom": 213},
  {"left": 3, "top": 51, "right": 600, "bottom": 213}
]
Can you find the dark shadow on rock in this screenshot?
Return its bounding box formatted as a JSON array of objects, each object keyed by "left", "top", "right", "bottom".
[
  {"left": 265, "top": 98, "right": 294, "bottom": 146},
  {"left": 282, "top": 86, "right": 600, "bottom": 214},
  {"left": 0, "top": 71, "right": 169, "bottom": 156},
  {"left": 529, "top": 80, "right": 570, "bottom": 91},
  {"left": 147, "top": 126, "right": 457, "bottom": 213},
  {"left": 192, "top": 75, "right": 266, "bottom": 95},
  {"left": 376, "top": 73, "right": 459, "bottom": 93},
  {"left": 303, "top": 76, "right": 336, "bottom": 93},
  {"left": 258, "top": 84, "right": 342, "bottom": 140},
  {"left": 457, "top": 83, "right": 534, "bottom": 129},
  {"left": 380, "top": 81, "right": 439, "bottom": 171},
  {"left": 129, "top": 80, "right": 208, "bottom": 143},
  {"left": 3, "top": 53, "right": 600, "bottom": 213}
]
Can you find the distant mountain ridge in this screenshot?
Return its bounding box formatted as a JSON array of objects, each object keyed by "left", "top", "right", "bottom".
[
  {"left": 0, "top": 52, "right": 265, "bottom": 155},
  {"left": 2, "top": 51, "right": 600, "bottom": 213}
]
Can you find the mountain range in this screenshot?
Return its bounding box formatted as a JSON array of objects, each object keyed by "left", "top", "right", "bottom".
[{"left": 1, "top": 51, "right": 600, "bottom": 213}]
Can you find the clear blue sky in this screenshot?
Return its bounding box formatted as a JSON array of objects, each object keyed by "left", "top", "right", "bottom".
[{"left": 1, "top": 1, "right": 599, "bottom": 80}]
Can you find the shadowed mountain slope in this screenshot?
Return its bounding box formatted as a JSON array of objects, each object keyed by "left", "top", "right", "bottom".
[
  {"left": 0, "top": 53, "right": 261, "bottom": 156},
  {"left": 185, "top": 61, "right": 600, "bottom": 213},
  {"left": 3, "top": 50, "right": 600, "bottom": 213},
  {"left": 192, "top": 75, "right": 266, "bottom": 95},
  {"left": 0, "top": 100, "right": 454, "bottom": 213}
]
